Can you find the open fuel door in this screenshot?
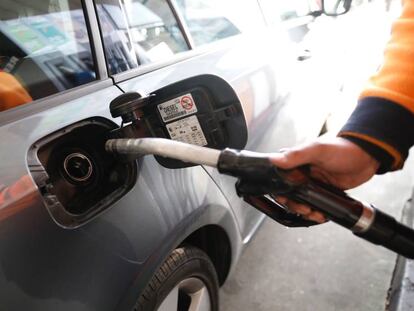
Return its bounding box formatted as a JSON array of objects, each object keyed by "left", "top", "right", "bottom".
[{"left": 110, "top": 74, "right": 248, "bottom": 168}]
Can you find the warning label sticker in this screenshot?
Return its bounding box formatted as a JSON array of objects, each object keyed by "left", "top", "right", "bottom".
[
  {"left": 157, "top": 93, "right": 197, "bottom": 123},
  {"left": 167, "top": 115, "right": 208, "bottom": 146}
]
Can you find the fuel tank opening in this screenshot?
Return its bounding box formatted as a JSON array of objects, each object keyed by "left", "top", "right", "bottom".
[{"left": 27, "top": 118, "right": 137, "bottom": 228}]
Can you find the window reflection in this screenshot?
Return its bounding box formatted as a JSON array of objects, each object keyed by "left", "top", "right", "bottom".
[
  {"left": 0, "top": 0, "right": 96, "bottom": 111},
  {"left": 176, "top": 0, "right": 242, "bottom": 46},
  {"left": 96, "top": 0, "right": 189, "bottom": 75},
  {"left": 96, "top": 3, "right": 139, "bottom": 74}
]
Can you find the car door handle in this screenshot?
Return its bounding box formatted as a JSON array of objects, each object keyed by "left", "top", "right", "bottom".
[{"left": 297, "top": 49, "right": 312, "bottom": 61}]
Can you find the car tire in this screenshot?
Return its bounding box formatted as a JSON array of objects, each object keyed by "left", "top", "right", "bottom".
[{"left": 134, "top": 246, "right": 219, "bottom": 311}]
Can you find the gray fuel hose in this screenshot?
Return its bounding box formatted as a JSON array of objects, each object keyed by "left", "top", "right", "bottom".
[{"left": 106, "top": 138, "right": 221, "bottom": 167}]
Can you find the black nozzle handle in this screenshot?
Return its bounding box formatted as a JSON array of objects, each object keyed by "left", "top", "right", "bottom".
[
  {"left": 217, "top": 148, "right": 414, "bottom": 258},
  {"left": 294, "top": 181, "right": 414, "bottom": 259},
  {"left": 354, "top": 208, "right": 414, "bottom": 259}
]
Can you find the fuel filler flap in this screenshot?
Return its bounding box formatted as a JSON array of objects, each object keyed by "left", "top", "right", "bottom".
[{"left": 110, "top": 74, "right": 248, "bottom": 168}]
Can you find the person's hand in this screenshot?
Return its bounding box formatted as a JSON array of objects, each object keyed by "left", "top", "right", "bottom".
[{"left": 270, "top": 137, "right": 380, "bottom": 223}]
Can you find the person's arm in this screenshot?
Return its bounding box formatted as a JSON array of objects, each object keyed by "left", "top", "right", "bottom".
[
  {"left": 339, "top": 0, "right": 414, "bottom": 173},
  {"left": 271, "top": 1, "right": 414, "bottom": 222}
]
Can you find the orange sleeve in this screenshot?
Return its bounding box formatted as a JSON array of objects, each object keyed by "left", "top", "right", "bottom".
[
  {"left": 339, "top": 1, "right": 414, "bottom": 173},
  {"left": 360, "top": 0, "right": 414, "bottom": 112},
  {"left": 0, "top": 72, "right": 32, "bottom": 112}
]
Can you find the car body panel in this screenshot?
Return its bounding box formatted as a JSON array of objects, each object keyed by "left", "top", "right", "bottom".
[
  {"left": 0, "top": 1, "right": 340, "bottom": 310},
  {"left": 0, "top": 83, "right": 242, "bottom": 310}
]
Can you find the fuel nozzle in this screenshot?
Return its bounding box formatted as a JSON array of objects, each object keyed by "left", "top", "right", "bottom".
[{"left": 106, "top": 138, "right": 414, "bottom": 258}]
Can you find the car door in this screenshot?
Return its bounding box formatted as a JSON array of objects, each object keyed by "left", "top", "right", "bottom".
[{"left": 99, "top": 0, "right": 333, "bottom": 241}]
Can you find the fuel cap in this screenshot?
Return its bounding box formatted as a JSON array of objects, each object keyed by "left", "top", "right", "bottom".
[{"left": 109, "top": 92, "right": 153, "bottom": 123}]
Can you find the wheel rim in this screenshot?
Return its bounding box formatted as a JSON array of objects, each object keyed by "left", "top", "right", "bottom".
[{"left": 157, "top": 277, "right": 211, "bottom": 311}]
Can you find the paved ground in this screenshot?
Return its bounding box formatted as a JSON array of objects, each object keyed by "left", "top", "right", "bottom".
[{"left": 221, "top": 2, "right": 412, "bottom": 310}]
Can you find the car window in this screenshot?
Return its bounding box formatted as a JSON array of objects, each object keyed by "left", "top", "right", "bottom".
[
  {"left": 0, "top": 0, "right": 97, "bottom": 112},
  {"left": 259, "top": 0, "right": 320, "bottom": 25},
  {"left": 278, "top": 1, "right": 312, "bottom": 21},
  {"left": 175, "top": 0, "right": 265, "bottom": 46},
  {"left": 96, "top": 0, "right": 189, "bottom": 75}
]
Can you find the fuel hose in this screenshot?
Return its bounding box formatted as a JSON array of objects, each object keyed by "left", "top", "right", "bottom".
[{"left": 106, "top": 138, "right": 414, "bottom": 259}]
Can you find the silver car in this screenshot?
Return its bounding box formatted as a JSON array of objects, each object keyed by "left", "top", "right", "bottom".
[{"left": 0, "top": 0, "right": 348, "bottom": 310}]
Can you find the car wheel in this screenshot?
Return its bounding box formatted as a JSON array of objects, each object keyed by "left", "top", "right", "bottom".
[{"left": 135, "top": 246, "right": 219, "bottom": 311}]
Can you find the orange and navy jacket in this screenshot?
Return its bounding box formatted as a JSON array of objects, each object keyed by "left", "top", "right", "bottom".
[
  {"left": 339, "top": 0, "right": 414, "bottom": 173},
  {"left": 0, "top": 72, "right": 32, "bottom": 112}
]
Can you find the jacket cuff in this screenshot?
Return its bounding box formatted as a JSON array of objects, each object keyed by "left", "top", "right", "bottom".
[
  {"left": 338, "top": 97, "right": 414, "bottom": 173},
  {"left": 339, "top": 135, "right": 393, "bottom": 174}
]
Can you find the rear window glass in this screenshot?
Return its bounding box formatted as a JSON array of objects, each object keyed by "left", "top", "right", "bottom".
[
  {"left": 96, "top": 0, "right": 189, "bottom": 75},
  {"left": 175, "top": 0, "right": 265, "bottom": 46},
  {"left": 0, "top": 0, "right": 97, "bottom": 112}
]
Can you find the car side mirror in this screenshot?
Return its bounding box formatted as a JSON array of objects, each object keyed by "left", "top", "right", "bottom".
[
  {"left": 109, "top": 74, "right": 248, "bottom": 168},
  {"left": 322, "top": 0, "right": 352, "bottom": 16}
]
